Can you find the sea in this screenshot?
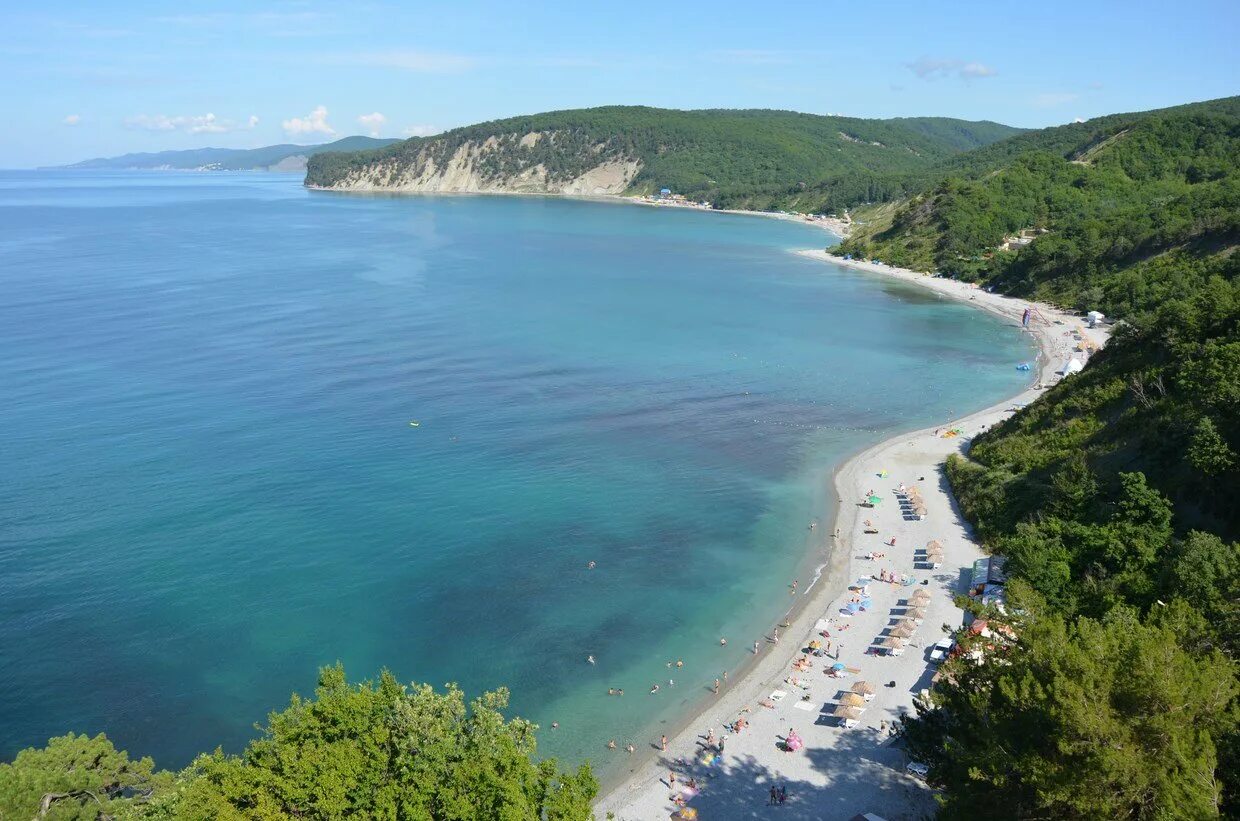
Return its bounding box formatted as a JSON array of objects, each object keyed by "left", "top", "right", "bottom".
[{"left": 0, "top": 171, "right": 1034, "bottom": 777}]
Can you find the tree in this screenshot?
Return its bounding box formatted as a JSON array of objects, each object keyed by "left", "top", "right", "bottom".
[
  {"left": 0, "top": 732, "right": 172, "bottom": 820},
  {"left": 902, "top": 584, "right": 1239, "bottom": 820},
  {"left": 152, "top": 665, "right": 596, "bottom": 820},
  {"left": 1187, "top": 417, "right": 1236, "bottom": 476}
]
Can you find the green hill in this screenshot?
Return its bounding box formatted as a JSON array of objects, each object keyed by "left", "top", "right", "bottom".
[
  {"left": 303, "top": 106, "right": 1021, "bottom": 203},
  {"left": 59, "top": 136, "right": 399, "bottom": 171},
  {"left": 856, "top": 97, "right": 1240, "bottom": 816}
]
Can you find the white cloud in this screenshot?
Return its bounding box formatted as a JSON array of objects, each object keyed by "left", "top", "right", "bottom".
[
  {"left": 402, "top": 124, "right": 440, "bottom": 138},
  {"left": 907, "top": 56, "right": 997, "bottom": 81},
  {"left": 357, "top": 112, "right": 387, "bottom": 137},
  {"left": 343, "top": 50, "right": 476, "bottom": 73},
  {"left": 62, "top": 114, "right": 81, "bottom": 126},
  {"left": 282, "top": 105, "right": 335, "bottom": 137},
  {"left": 1033, "top": 92, "right": 1081, "bottom": 108},
  {"left": 125, "top": 112, "right": 259, "bottom": 134}
]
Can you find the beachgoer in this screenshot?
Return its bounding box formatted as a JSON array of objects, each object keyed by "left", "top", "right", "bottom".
[
  {"left": 587, "top": 561, "right": 596, "bottom": 569},
  {"left": 669, "top": 771, "right": 676, "bottom": 787},
  {"left": 718, "top": 736, "right": 726, "bottom": 753},
  {"left": 719, "top": 638, "right": 727, "bottom": 646},
  {"left": 779, "top": 786, "right": 788, "bottom": 804},
  {"left": 769, "top": 786, "right": 778, "bottom": 805},
  {"left": 676, "top": 659, "right": 684, "bottom": 668},
  {"left": 706, "top": 728, "right": 716, "bottom": 745},
  {"left": 753, "top": 640, "right": 760, "bottom": 654},
  {"left": 660, "top": 734, "right": 667, "bottom": 751},
  {"left": 587, "top": 655, "right": 595, "bottom": 664},
  {"left": 723, "top": 670, "right": 728, "bottom": 682},
  {"left": 608, "top": 688, "right": 617, "bottom": 695},
  {"left": 551, "top": 722, "right": 558, "bottom": 729},
  {"left": 713, "top": 678, "right": 721, "bottom": 694},
  {"left": 626, "top": 743, "right": 635, "bottom": 755},
  {"left": 888, "top": 537, "right": 897, "bottom": 547},
  {"left": 607, "top": 739, "right": 616, "bottom": 750},
  {"left": 650, "top": 684, "right": 660, "bottom": 694},
  {"left": 669, "top": 678, "right": 675, "bottom": 687}
]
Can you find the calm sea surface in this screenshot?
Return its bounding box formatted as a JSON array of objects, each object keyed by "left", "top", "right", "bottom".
[{"left": 0, "top": 171, "right": 1033, "bottom": 774}]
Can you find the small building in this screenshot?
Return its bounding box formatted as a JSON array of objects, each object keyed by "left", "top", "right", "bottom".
[
  {"left": 1087, "top": 310, "right": 1105, "bottom": 327},
  {"left": 658, "top": 187, "right": 672, "bottom": 198}
]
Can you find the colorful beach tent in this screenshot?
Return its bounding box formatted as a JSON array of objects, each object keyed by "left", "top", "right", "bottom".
[{"left": 868, "top": 495, "right": 882, "bottom": 505}]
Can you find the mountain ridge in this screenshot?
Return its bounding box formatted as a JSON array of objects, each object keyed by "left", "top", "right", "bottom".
[
  {"left": 303, "top": 106, "right": 1022, "bottom": 207},
  {"left": 53, "top": 135, "right": 399, "bottom": 172}
]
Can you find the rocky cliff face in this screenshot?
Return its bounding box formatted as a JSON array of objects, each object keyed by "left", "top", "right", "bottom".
[{"left": 311, "top": 131, "right": 642, "bottom": 195}]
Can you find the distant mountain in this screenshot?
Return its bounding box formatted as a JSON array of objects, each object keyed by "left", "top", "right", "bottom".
[
  {"left": 55, "top": 136, "right": 400, "bottom": 172},
  {"left": 303, "top": 106, "right": 1022, "bottom": 207}
]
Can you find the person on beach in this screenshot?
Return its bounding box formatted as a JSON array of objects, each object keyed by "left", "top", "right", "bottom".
[
  {"left": 753, "top": 640, "right": 760, "bottom": 654},
  {"left": 713, "top": 678, "right": 721, "bottom": 694},
  {"left": 668, "top": 771, "right": 676, "bottom": 788},
  {"left": 661, "top": 734, "right": 667, "bottom": 751},
  {"left": 723, "top": 670, "right": 728, "bottom": 682},
  {"left": 769, "top": 786, "right": 778, "bottom": 805},
  {"left": 718, "top": 735, "right": 726, "bottom": 754}
]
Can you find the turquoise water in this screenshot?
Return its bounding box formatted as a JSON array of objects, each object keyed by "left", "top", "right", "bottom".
[{"left": 0, "top": 171, "right": 1033, "bottom": 774}]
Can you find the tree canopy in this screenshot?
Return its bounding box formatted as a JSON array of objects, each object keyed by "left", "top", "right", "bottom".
[{"left": 0, "top": 668, "right": 596, "bottom": 821}]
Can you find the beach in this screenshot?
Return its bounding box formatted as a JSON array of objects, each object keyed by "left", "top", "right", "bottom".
[{"left": 595, "top": 250, "right": 1110, "bottom": 820}]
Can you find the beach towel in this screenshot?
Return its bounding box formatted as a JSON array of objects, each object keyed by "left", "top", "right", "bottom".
[
  {"left": 769, "top": 690, "right": 787, "bottom": 702},
  {"left": 793, "top": 700, "right": 817, "bottom": 711}
]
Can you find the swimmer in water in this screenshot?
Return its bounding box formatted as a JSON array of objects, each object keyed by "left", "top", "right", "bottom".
[
  {"left": 650, "top": 684, "right": 660, "bottom": 694},
  {"left": 587, "top": 561, "right": 596, "bottom": 569},
  {"left": 587, "top": 655, "right": 595, "bottom": 664}
]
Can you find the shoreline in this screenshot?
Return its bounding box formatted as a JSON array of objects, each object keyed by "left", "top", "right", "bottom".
[{"left": 596, "top": 251, "right": 1109, "bottom": 819}]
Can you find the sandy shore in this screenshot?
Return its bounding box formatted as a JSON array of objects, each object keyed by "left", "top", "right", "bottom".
[{"left": 595, "top": 252, "right": 1109, "bottom": 820}]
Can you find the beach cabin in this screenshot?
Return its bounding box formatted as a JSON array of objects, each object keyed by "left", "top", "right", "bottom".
[{"left": 658, "top": 187, "right": 672, "bottom": 199}]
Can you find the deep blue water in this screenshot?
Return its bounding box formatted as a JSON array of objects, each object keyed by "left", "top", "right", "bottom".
[{"left": 0, "top": 171, "right": 1033, "bottom": 773}]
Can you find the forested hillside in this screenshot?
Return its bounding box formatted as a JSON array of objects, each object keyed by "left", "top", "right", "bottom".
[
  {"left": 304, "top": 106, "right": 1019, "bottom": 203},
  {"left": 860, "top": 97, "right": 1240, "bottom": 817}
]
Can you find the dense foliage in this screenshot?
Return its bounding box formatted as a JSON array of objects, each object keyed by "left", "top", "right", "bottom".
[
  {"left": 304, "top": 105, "right": 1019, "bottom": 207},
  {"left": 903, "top": 584, "right": 1237, "bottom": 819},
  {"left": 877, "top": 96, "right": 1240, "bottom": 818},
  {"left": 0, "top": 668, "right": 595, "bottom": 820}
]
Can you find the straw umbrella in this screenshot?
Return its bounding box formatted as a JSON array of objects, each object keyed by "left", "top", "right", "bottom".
[
  {"left": 840, "top": 692, "right": 867, "bottom": 708},
  {"left": 910, "top": 589, "right": 931, "bottom": 604},
  {"left": 891, "top": 622, "right": 916, "bottom": 639},
  {"left": 852, "top": 681, "right": 876, "bottom": 700},
  {"left": 833, "top": 705, "right": 862, "bottom": 721},
  {"left": 905, "top": 606, "right": 927, "bottom": 622},
  {"left": 926, "top": 539, "right": 944, "bottom": 551},
  {"left": 879, "top": 636, "right": 906, "bottom": 653}
]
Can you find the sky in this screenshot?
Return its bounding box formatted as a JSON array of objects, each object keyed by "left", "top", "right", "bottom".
[{"left": 3, "top": 0, "right": 1238, "bottom": 167}]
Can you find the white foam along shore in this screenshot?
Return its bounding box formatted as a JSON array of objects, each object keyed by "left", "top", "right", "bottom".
[{"left": 595, "top": 251, "right": 1110, "bottom": 820}]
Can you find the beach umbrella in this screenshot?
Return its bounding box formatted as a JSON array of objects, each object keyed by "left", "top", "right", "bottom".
[
  {"left": 926, "top": 539, "right": 944, "bottom": 551},
  {"left": 833, "top": 705, "right": 863, "bottom": 720},
  {"left": 914, "top": 504, "right": 928, "bottom": 516},
  {"left": 879, "top": 636, "right": 906, "bottom": 649},
  {"left": 891, "top": 622, "right": 916, "bottom": 639},
  {"left": 840, "top": 692, "right": 866, "bottom": 707},
  {"left": 807, "top": 640, "right": 822, "bottom": 650},
  {"left": 852, "top": 680, "right": 876, "bottom": 696},
  {"left": 905, "top": 607, "right": 927, "bottom": 621},
  {"left": 868, "top": 495, "right": 882, "bottom": 505},
  {"left": 832, "top": 662, "right": 846, "bottom": 671},
  {"left": 674, "top": 808, "right": 699, "bottom": 820}
]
